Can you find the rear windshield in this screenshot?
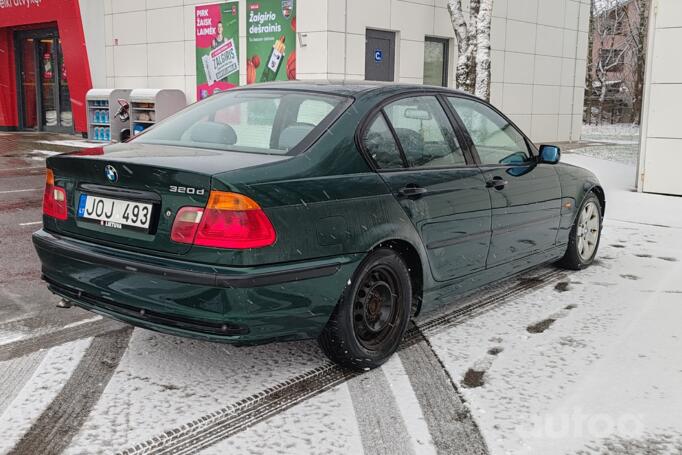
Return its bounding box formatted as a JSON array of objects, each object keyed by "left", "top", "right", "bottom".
[{"left": 133, "top": 90, "right": 346, "bottom": 155}]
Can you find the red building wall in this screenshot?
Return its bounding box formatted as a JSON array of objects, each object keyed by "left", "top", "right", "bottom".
[{"left": 0, "top": 0, "right": 92, "bottom": 132}]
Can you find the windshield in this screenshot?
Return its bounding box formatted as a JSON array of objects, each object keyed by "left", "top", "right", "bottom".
[{"left": 133, "top": 90, "right": 346, "bottom": 155}]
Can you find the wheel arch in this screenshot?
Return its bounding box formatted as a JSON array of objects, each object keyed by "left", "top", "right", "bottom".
[
  {"left": 589, "top": 185, "right": 606, "bottom": 216},
  {"left": 371, "top": 238, "right": 425, "bottom": 317}
]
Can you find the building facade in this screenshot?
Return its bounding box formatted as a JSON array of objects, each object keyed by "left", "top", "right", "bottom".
[
  {"left": 0, "top": 0, "right": 590, "bottom": 144},
  {"left": 638, "top": 0, "right": 682, "bottom": 196}
]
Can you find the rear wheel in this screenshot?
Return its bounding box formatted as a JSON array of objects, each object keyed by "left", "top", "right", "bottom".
[
  {"left": 318, "top": 248, "right": 411, "bottom": 371},
  {"left": 558, "top": 193, "right": 603, "bottom": 270}
]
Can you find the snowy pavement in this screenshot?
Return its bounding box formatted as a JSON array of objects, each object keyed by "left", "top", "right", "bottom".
[{"left": 1, "top": 132, "right": 682, "bottom": 454}]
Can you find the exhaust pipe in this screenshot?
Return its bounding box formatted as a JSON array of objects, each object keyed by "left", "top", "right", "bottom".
[{"left": 56, "top": 299, "right": 73, "bottom": 309}]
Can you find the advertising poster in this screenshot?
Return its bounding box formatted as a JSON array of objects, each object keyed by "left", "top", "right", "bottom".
[
  {"left": 246, "top": 0, "right": 296, "bottom": 84},
  {"left": 195, "top": 1, "right": 240, "bottom": 100}
]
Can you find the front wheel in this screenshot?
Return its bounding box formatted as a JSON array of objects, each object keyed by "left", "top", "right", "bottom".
[
  {"left": 318, "top": 248, "right": 412, "bottom": 371},
  {"left": 558, "top": 193, "right": 603, "bottom": 270}
]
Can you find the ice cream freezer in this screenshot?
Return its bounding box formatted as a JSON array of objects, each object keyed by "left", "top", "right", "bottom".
[
  {"left": 129, "top": 89, "right": 187, "bottom": 136},
  {"left": 85, "top": 89, "right": 132, "bottom": 143}
]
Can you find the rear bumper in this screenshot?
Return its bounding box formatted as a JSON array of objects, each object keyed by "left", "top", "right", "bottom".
[{"left": 33, "top": 229, "right": 361, "bottom": 344}]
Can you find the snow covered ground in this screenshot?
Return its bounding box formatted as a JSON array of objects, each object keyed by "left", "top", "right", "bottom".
[
  {"left": 1, "top": 131, "right": 681, "bottom": 454},
  {"left": 429, "top": 154, "right": 682, "bottom": 455},
  {"left": 568, "top": 124, "right": 641, "bottom": 166}
]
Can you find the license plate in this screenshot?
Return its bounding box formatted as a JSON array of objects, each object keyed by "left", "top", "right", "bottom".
[{"left": 78, "top": 194, "right": 153, "bottom": 230}]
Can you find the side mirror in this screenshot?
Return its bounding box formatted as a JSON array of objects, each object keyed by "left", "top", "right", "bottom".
[{"left": 539, "top": 145, "right": 561, "bottom": 164}]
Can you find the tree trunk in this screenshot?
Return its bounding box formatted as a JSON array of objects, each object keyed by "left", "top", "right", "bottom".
[
  {"left": 475, "top": 0, "right": 493, "bottom": 100},
  {"left": 584, "top": 0, "right": 596, "bottom": 124},
  {"left": 447, "top": 0, "right": 471, "bottom": 92},
  {"left": 632, "top": 0, "right": 650, "bottom": 124},
  {"left": 447, "top": 0, "right": 493, "bottom": 96}
]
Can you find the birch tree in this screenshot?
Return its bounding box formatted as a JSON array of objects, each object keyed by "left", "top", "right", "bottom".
[{"left": 447, "top": 0, "right": 493, "bottom": 100}]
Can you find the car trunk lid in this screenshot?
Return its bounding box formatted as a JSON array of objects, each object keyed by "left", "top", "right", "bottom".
[{"left": 47, "top": 142, "right": 288, "bottom": 255}]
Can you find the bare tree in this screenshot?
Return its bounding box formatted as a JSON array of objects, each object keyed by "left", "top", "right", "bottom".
[{"left": 447, "top": 0, "right": 493, "bottom": 100}]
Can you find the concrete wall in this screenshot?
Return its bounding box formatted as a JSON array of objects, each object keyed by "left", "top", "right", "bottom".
[
  {"left": 638, "top": 0, "right": 682, "bottom": 196},
  {"left": 98, "top": 0, "right": 590, "bottom": 142},
  {"left": 298, "top": 0, "right": 590, "bottom": 143}
]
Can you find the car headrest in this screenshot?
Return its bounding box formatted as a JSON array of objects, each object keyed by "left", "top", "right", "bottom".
[
  {"left": 189, "top": 121, "right": 237, "bottom": 145},
  {"left": 393, "top": 128, "right": 424, "bottom": 165},
  {"left": 278, "top": 123, "right": 315, "bottom": 150}
]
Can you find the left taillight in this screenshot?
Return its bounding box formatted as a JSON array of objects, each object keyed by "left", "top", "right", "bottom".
[
  {"left": 170, "top": 191, "right": 276, "bottom": 249},
  {"left": 43, "top": 169, "right": 67, "bottom": 221}
]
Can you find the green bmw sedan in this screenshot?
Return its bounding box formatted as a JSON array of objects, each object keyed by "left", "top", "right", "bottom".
[{"left": 33, "top": 81, "right": 604, "bottom": 370}]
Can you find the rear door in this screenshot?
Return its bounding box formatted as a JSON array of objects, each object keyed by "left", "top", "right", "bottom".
[
  {"left": 362, "top": 94, "right": 492, "bottom": 282},
  {"left": 446, "top": 96, "right": 562, "bottom": 267}
]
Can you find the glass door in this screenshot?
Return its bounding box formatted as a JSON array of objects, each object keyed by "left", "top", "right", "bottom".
[
  {"left": 15, "top": 29, "right": 73, "bottom": 133},
  {"left": 18, "top": 36, "right": 38, "bottom": 129},
  {"left": 37, "top": 36, "right": 59, "bottom": 131}
]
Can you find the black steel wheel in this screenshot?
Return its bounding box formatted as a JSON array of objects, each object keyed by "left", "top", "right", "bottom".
[{"left": 318, "top": 248, "right": 412, "bottom": 370}]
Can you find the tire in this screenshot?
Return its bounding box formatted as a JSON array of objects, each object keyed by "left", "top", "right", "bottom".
[
  {"left": 318, "top": 248, "right": 412, "bottom": 371},
  {"left": 558, "top": 192, "right": 603, "bottom": 270}
]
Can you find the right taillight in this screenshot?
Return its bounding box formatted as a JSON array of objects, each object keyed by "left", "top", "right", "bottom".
[
  {"left": 43, "top": 169, "right": 67, "bottom": 220},
  {"left": 170, "top": 191, "right": 276, "bottom": 249}
]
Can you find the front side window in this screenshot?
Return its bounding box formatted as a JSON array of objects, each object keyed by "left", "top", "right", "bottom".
[
  {"left": 383, "top": 96, "right": 466, "bottom": 168},
  {"left": 134, "top": 91, "right": 344, "bottom": 155},
  {"left": 448, "top": 97, "right": 531, "bottom": 166}
]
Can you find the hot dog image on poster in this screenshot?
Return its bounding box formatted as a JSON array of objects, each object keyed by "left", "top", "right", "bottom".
[
  {"left": 246, "top": 0, "right": 296, "bottom": 84},
  {"left": 195, "top": 1, "right": 240, "bottom": 100}
]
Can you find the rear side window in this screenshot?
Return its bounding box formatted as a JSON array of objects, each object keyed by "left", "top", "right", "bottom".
[
  {"left": 383, "top": 96, "right": 466, "bottom": 168},
  {"left": 448, "top": 97, "right": 531, "bottom": 165},
  {"left": 363, "top": 115, "right": 405, "bottom": 169},
  {"left": 134, "top": 91, "right": 345, "bottom": 155}
]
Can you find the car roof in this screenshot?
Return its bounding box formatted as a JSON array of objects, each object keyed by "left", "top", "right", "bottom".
[{"left": 235, "top": 80, "right": 472, "bottom": 98}]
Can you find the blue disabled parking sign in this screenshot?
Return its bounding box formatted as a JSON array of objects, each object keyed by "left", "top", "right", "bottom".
[{"left": 374, "top": 49, "right": 383, "bottom": 63}]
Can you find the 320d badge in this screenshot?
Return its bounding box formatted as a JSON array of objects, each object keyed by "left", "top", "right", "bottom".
[{"left": 33, "top": 81, "right": 604, "bottom": 370}]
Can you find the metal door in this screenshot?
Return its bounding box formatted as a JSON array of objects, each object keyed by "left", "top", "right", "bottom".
[{"left": 365, "top": 29, "right": 395, "bottom": 82}]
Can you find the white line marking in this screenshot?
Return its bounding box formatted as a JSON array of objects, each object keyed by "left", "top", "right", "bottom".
[
  {"left": 31, "top": 150, "right": 60, "bottom": 156},
  {"left": 37, "top": 139, "right": 101, "bottom": 148},
  {"left": 0, "top": 166, "right": 44, "bottom": 172},
  {"left": 0, "top": 188, "right": 39, "bottom": 194},
  {"left": 19, "top": 221, "right": 42, "bottom": 226},
  {"left": 383, "top": 355, "right": 438, "bottom": 455},
  {"left": 61, "top": 316, "right": 103, "bottom": 330}
]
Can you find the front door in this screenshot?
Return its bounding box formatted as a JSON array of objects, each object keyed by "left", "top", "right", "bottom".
[
  {"left": 447, "top": 96, "right": 562, "bottom": 267},
  {"left": 15, "top": 29, "right": 73, "bottom": 133},
  {"left": 365, "top": 29, "right": 395, "bottom": 82},
  {"left": 362, "top": 95, "right": 492, "bottom": 282}
]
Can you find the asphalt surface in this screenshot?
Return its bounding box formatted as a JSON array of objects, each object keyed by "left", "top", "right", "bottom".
[{"left": 0, "top": 132, "right": 97, "bottom": 328}]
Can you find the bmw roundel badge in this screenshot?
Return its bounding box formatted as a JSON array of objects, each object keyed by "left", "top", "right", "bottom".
[{"left": 104, "top": 165, "right": 118, "bottom": 183}]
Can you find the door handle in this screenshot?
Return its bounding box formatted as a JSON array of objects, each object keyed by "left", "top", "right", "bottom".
[
  {"left": 485, "top": 176, "right": 508, "bottom": 190},
  {"left": 398, "top": 186, "right": 428, "bottom": 198}
]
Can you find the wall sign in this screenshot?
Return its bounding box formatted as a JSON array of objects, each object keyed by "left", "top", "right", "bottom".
[
  {"left": 0, "top": 0, "right": 42, "bottom": 10},
  {"left": 195, "top": 1, "right": 240, "bottom": 100},
  {"left": 374, "top": 49, "right": 383, "bottom": 63},
  {"left": 246, "top": 0, "right": 296, "bottom": 84}
]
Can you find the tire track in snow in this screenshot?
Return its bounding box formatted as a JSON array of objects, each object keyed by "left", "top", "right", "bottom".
[
  {"left": 399, "top": 332, "right": 488, "bottom": 455},
  {"left": 0, "top": 351, "right": 48, "bottom": 416},
  {"left": 347, "top": 366, "right": 416, "bottom": 455},
  {"left": 118, "top": 267, "right": 567, "bottom": 455},
  {"left": 8, "top": 327, "right": 132, "bottom": 455},
  {"left": 0, "top": 317, "right": 125, "bottom": 362}
]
